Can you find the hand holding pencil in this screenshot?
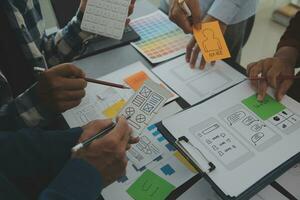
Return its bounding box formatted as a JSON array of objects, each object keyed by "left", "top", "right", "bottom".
[
  {"left": 247, "top": 57, "right": 297, "bottom": 101},
  {"left": 73, "top": 117, "right": 139, "bottom": 186}
]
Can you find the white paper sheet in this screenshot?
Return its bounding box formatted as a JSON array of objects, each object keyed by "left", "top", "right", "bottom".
[
  {"left": 126, "top": 101, "right": 183, "bottom": 169},
  {"left": 152, "top": 55, "right": 246, "bottom": 105},
  {"left": 63, "top": 62, "right": 177, "bottom": 128},
  {"left": 163, "top": 81, "right": 300, "bottom": 197}
]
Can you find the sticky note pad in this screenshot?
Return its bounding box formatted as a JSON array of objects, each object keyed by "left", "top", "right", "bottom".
[
  {"left": 242, "top": 94, "right": 286, "bottom": 120},
  {"left": 102, "top": 99, "right": 126, "bottom": 118},
  {"left": 127, "top": 170, "right": 175, "bottom": 200},
  {"left": 124, "top": 71, "right": 150, "bottom": 91},
  {"left": 193, "top": 21, "right": 231, "bottom": 62}
]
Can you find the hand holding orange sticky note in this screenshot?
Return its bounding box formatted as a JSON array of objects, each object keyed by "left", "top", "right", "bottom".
[{"left": 193, "top": 21, "right": 231, "bottom": 62}]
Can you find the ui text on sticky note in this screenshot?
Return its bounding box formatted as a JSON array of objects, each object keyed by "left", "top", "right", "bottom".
[{"left": 193, "top": 21, "right": 231, "bottom": 62}]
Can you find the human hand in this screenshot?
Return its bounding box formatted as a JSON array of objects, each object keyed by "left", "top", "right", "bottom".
[
  {"left": 36, "top": 63, "right": 87, "bottom": 113},
  {"left": 169, "top": 0, "right": 201, "bottom": 34},
  {"left": 247, "top": 57, "right": 295, "bottom": 101},
  {"left": 73, "top": 117, "right": 139, "bottom": 186},
  {"left": 79, "top": 0, "right": 136, "bottom": 26},
  {"left": 186, "top": 15, "right": 227, "bottom": 69}
]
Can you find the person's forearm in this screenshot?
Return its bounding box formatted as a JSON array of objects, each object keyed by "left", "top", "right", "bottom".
[
  {"left": 42, "top": 10, "right": 91, "bottom": 66},
  {"left": 274, "top": 46, "right": 299, "bottom": 68},
  {"left": 0, "top": 128, "right": 82, "bottom": 179},
  {"left": 0, "top": 84, "right": 57, "bottom": 130},
  {"left": 39, "top": 159, "right": 102, "bottom": 200}
]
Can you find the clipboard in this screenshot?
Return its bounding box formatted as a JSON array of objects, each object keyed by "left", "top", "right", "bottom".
[{"left": 156, "top": 122, "right": 300, "bottom": 200}]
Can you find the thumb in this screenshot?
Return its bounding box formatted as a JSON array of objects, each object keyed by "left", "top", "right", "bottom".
[
  {"left": 111, "top": 117, "right": 131, "bottom": 148},
  {"left": 80, "top": 119, "right": 112, "bottom": 141}
]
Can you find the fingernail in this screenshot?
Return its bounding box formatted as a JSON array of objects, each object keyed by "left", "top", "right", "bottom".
[{"left": 257, "top": 94, "right": 263, "bottom": 102}]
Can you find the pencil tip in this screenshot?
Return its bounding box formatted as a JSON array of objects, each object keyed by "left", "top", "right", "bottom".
[{"left": 124, "top": 86, "right": 131, "bottom": 89}]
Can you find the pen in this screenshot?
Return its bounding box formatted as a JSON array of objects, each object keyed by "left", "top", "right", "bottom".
[
  {"left": 33, "top": 67, "right": 130, "bottom": 89},
  {"left": 72, "top": 116, "right": 131, "bottom": 152},
  {"left": 248, "top": 75, "right": 300, "bottom": 81},
  {"left": 178, "top": 0, "right": 192, "bottom": 17}
]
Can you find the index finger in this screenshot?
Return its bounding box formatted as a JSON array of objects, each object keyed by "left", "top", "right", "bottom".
[
  {"left": 170, "top": 4, "right": 193, "bottom": 33},
  {"left": 248, "top": 61, "right": 263, "bottom": 90},
  {"left": 185, "top": 0, "right": 201, "bottom": 25}
]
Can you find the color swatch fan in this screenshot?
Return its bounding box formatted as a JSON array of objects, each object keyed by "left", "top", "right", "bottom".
[{"left": 130, "top": 11, "right": 191, "bottom": 63}]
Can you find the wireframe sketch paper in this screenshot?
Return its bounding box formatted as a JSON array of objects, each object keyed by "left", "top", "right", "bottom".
[
  {"left": 63, "top": 62, "right": 177, "bottom": 128},
  {"left": 102, "top": 103, "right": 197, "bottom": 200},
  {"left": 118, "top": 79, "right": 172, "bottom": 137},
  {"left": 162, "top": 81, "right": 300, "bottom": 197},
  {"left": 152, "top": 55, "right": 245, "bottom": 105}
]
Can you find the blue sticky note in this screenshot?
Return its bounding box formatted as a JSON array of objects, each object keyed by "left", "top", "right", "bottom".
[
  {"left": 160, "top": 164, "right": 175, "bottom": 176},
  {"left": 158, "top": 136, "right": 166, "bottom": 142},
  {"left": 152, "top": 131, "right": 161, "bottom": 136},
  {"left": 147, "top": 124, "right": 157, "bottom": 131}
]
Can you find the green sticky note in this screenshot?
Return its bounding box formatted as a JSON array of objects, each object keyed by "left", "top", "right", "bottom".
[
  {"left": 242, "top": 94, "right": 285, "bottom": 120},
  {"left": 127, "top": 170, "right": 175, "bottom": 200}
]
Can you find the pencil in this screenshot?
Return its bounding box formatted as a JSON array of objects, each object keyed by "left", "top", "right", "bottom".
[
  {"left": 84, "top": 78, "right": 130, "bottom": 89},
  {"left": 178, "top": 0, "right": 192, "bottom": 17},
  {"left": 248, "top": 75, "right": 300, "bottom": 81},
  {"left": 72, "top": 116, "right": 131, "bottom": 152},
  {"left": 33, "top": 67, "right": 130, "bottom": 89}
]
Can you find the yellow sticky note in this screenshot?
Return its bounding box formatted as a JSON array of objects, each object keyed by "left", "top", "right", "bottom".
[
  {"left": 124, "top": 71, "right": 150, "bottom": 91},
  {"left": 193, "top": 21, "right": 231, "bottom": 62},
  {"left": 103, "top": 99, "right": 126, "bottom": 118},
  {"left": 173, "top": 151, "right": 197, "bottom": 173}
]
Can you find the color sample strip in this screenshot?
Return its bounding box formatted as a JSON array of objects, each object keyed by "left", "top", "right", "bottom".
[
  {"left": 173, "top": 151, "right": 198, "bottom": 173},
  {"left": 127, "top": 170, "right": 175, "bottom": 200},
  {"left": 130, "top": 11, "right": 191, "bottom": 63},
  {"left": 242, "top": 94, "right": 286, "bottom": 120}
]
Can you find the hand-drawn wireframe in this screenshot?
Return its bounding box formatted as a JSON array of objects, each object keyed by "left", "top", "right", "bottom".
[
  {"left": 127, "top": 135, "right": 163, "bottom": 169},
  {"left": 190, "top": 118, "right": 254, "bottom": 170},
  {"left": 202, "top": 28, "right": 222, "bottom": 53},
  {"left": 219, "top": 104, "right": 282, "bottom": 152},
  {"left": 118, "top": 80, "right": 171, "bottom": 136},
  {"left": 268, "top": 108, "right": 300, "bottom": 134}
]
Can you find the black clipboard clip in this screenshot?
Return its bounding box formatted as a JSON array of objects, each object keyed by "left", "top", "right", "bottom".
[{"left": 176, "top": 136, "right": 216, "bottom": 173}]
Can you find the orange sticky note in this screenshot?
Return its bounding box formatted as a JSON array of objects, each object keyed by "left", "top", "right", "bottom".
[
  {"left": 124, "top": 71, "right": 150, "bottom": 91},
  {"left": 193, "top": 21, "right": 231, "bottom": 62}
]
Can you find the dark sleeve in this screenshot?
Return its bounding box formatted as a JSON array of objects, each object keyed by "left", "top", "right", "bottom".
[
  {"left": 277, "top": 11, "right": 300, "bottom": 66},
  {"left": 39, "top": 159, "right": 103, "bottom": 200},
  {"left": 0, "top": 127, "right": 82, "bottom": 180}
]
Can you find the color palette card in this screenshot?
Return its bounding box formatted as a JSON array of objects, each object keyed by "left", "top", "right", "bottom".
[{"left": 130, "top": 11, "right": 191, "bottom": 64}]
